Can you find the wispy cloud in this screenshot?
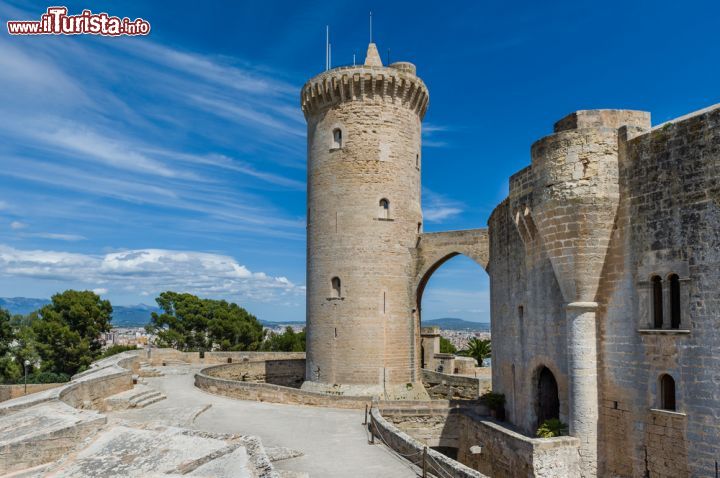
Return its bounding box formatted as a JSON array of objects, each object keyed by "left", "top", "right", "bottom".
[
  {"left": 24, "top": 233, "right": 86, "bottom": 242},
  {"left": 422, "top": 122, "right": 450, "bottom": 148},
  {"left": 423, "top": 189, "right": 464, "bottom": 223},
  {"left": 10, "top": 221, "right": 26, "bottom": 230},
  {"left": 0, "top": 19, "right": 307, "bottom": 244},
  {"left": 0, "top": 245, "right": 303, "bottom": 302}
]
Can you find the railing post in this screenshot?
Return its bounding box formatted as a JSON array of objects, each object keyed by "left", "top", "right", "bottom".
[
  {"left": 368, "top": 409, "right": 374, "bottom": 444},
  {"left": 364, "top": 403, "right": 368, "bottom": 425},
  {"left": 422, "top": 446, "right": 427, "bottom": 478}
]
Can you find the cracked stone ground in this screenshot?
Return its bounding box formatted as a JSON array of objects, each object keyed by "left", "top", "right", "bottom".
[{"left": 111, "top": 364, "right": 421, "bottom": 478}]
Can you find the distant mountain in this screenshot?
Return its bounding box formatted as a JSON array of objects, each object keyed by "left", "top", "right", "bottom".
[
  {"left": 0, "top": 297, "right": 51, "bottom": 315},
  {"left": 0, "top": 297, "right": 157, "bottom": 328},
  {"left": 112, "top": 304, "right": 159, "bottom": 327},
  {"left": 422, "top": 318, "right": 490, "bottom": 331}
]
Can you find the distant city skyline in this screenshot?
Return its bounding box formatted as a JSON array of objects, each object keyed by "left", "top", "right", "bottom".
[{"left": 1, "top": 1, "right": 718, "bottom": 322}]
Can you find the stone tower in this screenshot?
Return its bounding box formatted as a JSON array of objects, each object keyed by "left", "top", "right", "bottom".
[
  {"left": 300, "top": 43, "right": 430, "bottom": 399},
  {"left": 528, "top": 110, "right": 650, "bottom": 477}
]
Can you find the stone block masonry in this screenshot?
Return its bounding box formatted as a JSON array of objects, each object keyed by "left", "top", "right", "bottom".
[{"left": 489, "top": 104, "right": 720, "bottom": 477}]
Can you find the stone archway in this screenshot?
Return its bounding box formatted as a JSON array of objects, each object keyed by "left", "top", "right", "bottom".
[
  {"left": 414, "top": 229, "right": 489, "bottom": 316},
  {"left": 537, "top": 366, "right": 560, "bottom": 426},
  {"left": 413, "top": 229, "right": 490, "bottom": 376}
]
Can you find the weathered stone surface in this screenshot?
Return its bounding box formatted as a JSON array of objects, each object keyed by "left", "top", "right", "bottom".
[{"left": 489, "top": 103, "right": 720, "bottom": 477}]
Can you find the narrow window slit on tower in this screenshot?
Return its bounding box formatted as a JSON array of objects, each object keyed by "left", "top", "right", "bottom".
[
  {"left": 332, "top": 128, "right": 343, "bottom": 149},
  {"left": 651, "top": 275, "right": 663, "bottom": 328},
  {"left": 660, "top": 374, "right": 676, "bottom": 411},
  {"left": 331, "top": 277, "right": 341, "bottom": 298},
  {"left": 669, "top": 274, "right": 681, "bottom": 329},
  {"left": 379, "top": 198, "right": 389, "bottom": 219},
  {"left": 383, "top": 291, "right": 386, "bottom": 314}
]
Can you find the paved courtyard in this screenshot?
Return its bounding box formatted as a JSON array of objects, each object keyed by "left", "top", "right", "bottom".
[{"left": 112, "top": 365, "right": 420, "bottom": 478}]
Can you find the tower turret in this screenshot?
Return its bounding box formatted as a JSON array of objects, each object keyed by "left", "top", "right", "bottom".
[{"left": 301, "top": 44, "right": 429, "bottom": 399}]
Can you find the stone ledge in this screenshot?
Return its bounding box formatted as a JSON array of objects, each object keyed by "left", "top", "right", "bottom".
[
  {"left": 649, "top": 408, "right": 687, "bottom": 417},
  {"left": 637, "top": 329, "right": 691, "bottom": 335}
]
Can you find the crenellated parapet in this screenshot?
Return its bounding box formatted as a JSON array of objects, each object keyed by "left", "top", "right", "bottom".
[{"left": 300, "top": 64, "right": 429, "bottom": 120}]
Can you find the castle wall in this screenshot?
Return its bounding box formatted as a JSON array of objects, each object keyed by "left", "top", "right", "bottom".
[
  {"left": 598, "top": 105, "right": 720, "bottom": 478},
  {"left": 488, "top": 198, "right": 569, "bottom": 435},
  {"left": 489, "top": 104, "right": 720, "bottom": 478}
]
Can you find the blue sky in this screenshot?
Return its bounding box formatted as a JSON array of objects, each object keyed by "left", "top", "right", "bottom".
[{"left": 0, "top": 1, "right": 717, "bottom": 322}]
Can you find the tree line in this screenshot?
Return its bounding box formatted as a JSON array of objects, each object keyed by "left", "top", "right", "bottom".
[{"left": 0, "top": 290, "right": 304, "bottom": 384}]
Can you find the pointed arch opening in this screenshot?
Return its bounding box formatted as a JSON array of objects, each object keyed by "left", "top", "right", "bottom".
[{"left": 537, "top": 366, "right": 560, "bottom": 426}]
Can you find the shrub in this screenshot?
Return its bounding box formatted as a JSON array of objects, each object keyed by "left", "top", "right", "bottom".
[{"left": 536, "top": 418, "right": 568, "bottom": 438}]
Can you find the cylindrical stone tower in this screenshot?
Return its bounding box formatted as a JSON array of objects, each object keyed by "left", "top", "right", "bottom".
[
  {"left": 300, "top": 43, "right": 430, "bottom": 399},
  {"left": 530, "top": 110, "right": 651, "bottom": 477}
]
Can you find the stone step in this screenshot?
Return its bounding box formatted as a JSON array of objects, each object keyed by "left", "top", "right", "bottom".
[
  {"left": 132, "top": 393, "right": 166, "bottom": 409},
  {"left": 105, "top": 385, "right": 165, "bottom": 410}
]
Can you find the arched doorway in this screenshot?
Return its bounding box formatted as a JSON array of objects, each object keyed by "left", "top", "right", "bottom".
[{"left": 537, "top": 366, "right": 560, "bottom": 425}]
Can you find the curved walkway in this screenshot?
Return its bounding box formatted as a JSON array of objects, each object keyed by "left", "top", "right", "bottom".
[{"left": 112, "top": 365, "right": 420, "bottom": 478}]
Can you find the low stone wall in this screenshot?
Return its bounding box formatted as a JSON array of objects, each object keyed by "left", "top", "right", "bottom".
[
  {"left": 0, "top": 383, "right": 63, "bottom": 403},
  {"left": 381, "top": 407, "right": 581, "bottom": 478},
  {"left": 458, "top": 411, "right": 580, "bottom": 478},
  {"left": 384, "top": 410, "right": 462, "bottom": 448},
  {"left": 0, "top": 350, "right": 141, "bottom": 472},
  {"left": 422, "top": 369, "right": 491, "bottom": 400},
  {"left": 370, "top": 407, "right": 487, "bottom": 478},
  {"left": 204, "top": 358, "right": 306, "bottom": 388},
  {"left": 195, "top": 371, "right": 373, "bottom": 409},
  {"left": 145, "top": 348, "right": 305, "bottom": 366}
]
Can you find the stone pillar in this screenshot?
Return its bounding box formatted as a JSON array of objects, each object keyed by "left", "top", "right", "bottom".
[{"left": 567, "top": 301, "right": 599, "bottom": 478}]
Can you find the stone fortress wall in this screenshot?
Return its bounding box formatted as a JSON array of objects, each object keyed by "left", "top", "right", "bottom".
[
  {"left": 300, "top": 38, "right": 720, "bottom": 478},
  {"left": 488, "top": 105, "right": 720, "bottom": 478}
]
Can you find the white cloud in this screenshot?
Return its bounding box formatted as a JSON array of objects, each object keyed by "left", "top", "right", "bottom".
[
  {"left": 423, "top": 189, "right": 464, "bottom": 223},
  {"left": 93, "top": 288, "right": 108, "bottom": 295},
  {"left": 10, "top": 221, "right": 27, "bottom": 230},
  {"left": 26, "top": 232, "right": 86, "bottom": 241},
  {"left": 0, "top": 245, "right": 302, "bottom": 302}
]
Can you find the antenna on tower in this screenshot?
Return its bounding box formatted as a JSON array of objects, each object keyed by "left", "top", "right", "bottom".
[
  {"left": 353, "top": 53, "right": 356, "bottom": 66},
  {"left": 325, "top": 25, "right": 329, "bottom": 71},
  {"left": 369, "top": 11, "right": 373, "bottom": 43},
  {"left": 329, "top": 42, "right": 332, "bottom": 69}
]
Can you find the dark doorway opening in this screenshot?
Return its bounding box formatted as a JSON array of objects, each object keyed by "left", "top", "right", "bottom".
[{"left": 537, "top": 366, "right": 560, "bottom": 426}]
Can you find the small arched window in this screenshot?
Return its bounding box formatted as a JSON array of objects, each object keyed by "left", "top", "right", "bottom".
[
  {"left": 379, "top": 198, "right": 390, "bottom": 219},
  {"left": 651, "top": 275, "right": 663, "bottom": 328},
  {"left": 332, "top": 128, "right": 343, "bottom": 149},
  {"left": 331, "top": 277, "right": 341, "bottom": 298},
  {"left": 660, "top": 374, "right": 676, "bottom": 411},
  {"left": 416, "top": 153, "right": 420, "bottom": 169},
  {"left": 669, "top": 274, "right": 681, "bottom": 329},
  {"left": 518, "top": 305, "right": 524, "bottom": 319}
]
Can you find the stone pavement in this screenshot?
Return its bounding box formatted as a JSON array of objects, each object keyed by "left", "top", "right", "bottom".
[{"left": 112, "top": 364, "right": 421, "bottom": 478}]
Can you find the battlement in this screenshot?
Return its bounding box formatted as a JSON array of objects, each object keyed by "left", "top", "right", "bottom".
[
  {"left": 553, "top": 109, "right": 650, "bottom": 132},
  {"left": 300, "top": 63, "right": 429, "bottom": 120}
]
